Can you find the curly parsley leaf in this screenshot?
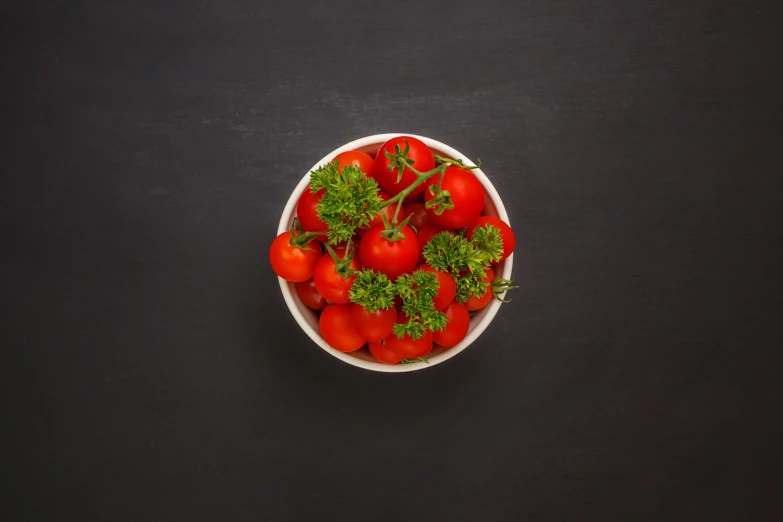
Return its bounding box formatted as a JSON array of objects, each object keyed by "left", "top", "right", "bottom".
[
  {"left": 349, "top": 269, "right": 396, "bottom": 313},
  {"left": 392, "top": 270, "right": 448, "bottom": 339},
  {"left": 311, "top": 161, "right": 383, "bottom": 244},
  {"left": 422, "top": 224, "right": 503, "bottom": 303}
]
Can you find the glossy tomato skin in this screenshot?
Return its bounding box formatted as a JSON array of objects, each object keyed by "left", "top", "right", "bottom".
[
  {"left": 425, "top": 166, "right": 485, "bottom": 229},
  {"left": 373, "top": 136, "right": 435, "bottom": 196},
  {"left": 369, "top": 340, "right": 403, "bottom": 364},
  {"left": 335, "top": 150, "right": 374, "bottom": 177},
  {"left": 385, "top": 328, "right": 433, "bottom": 359},
  {"left": 433, "top": 302, "right": 470, "bottom": 347},
  {"left": 320, "top": 304, "right": 366, "bottom": 352},
  {"left": 313, "top": 251, "right": 361, "bottom": 304},
  {"left": 405, "top": 203, "right": 431, "bottom": 232},
  {"left": 416, "top": 264, "right": 457, "bottom": 311},
  {"left": 269, "top": 231, "right": 322, "bottom": 282},
  {"left": 357, "top": 190, "right": 406, "bottom": 236},
  {"left": 296, "top": 189, "right": 328, "bottom": 242},
  {"left": 359, "top": 224, "right": 420, "bottom": 281},
  {"left": 351, "top": 304, "right": 396, "bottom": 342},
  {"left": 466, "top": 216, "right": 516, "bottom": 262},
  {"left": 295, "top": 278, "right": 327, "bottom": 310},
  {"left": 466, "top": 267, "right": 495, "bottom": 311}
]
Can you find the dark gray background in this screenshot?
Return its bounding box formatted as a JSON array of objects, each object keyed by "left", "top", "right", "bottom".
[{"left": 2, "top": 0, "right": 781, "bottom": 520}]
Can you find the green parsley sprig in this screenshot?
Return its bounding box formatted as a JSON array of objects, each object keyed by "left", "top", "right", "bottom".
[
  {"left": 423, "top": 224, "right": 504, "bottom": 303},
  {"left": 311, "top": 161, "right": 383, "bottom": 244},
  {"left": 349, "top": 269, "right": 396, "bottom": 313},
  {"left": 393, "top": 270, "right": 448, "bottom": 339}
]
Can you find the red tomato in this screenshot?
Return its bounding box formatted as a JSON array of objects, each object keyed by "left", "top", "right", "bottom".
[
  {"left": 313, "top": 251, "right": 361, "bottom": 304},
  {"left": 402, "top": 190, "right": 423, "bottom": 206},
  {"left": 351, "top": 304, "right": 396, "bottom": 342},
  {"left": 432, "top": 302, "right": 470, "bottom": 347},
  {"left": 269, "top": 231, "right": 322, "bottom": 282},
  {"left": 373, "top": 136, "right": 435, "bottom": 196},
  {"left": 296, "top": 189, "right": 328, "bottom": 242},
  {"left": 295, "top": 278, "right": 327, "bottom": 310},
  {"left": 425, "top": 166, "right": 485, "bottom": 229},
  {"left": 416, "top": 264, "right": 457, "bottom": 311},
  {"left": 369, "top": 340, "right": 403, "bottom": 365},
  {"left": 357, "top": 190, "right": 406, "bottom": 236},
  {"left": 334, "top": 150, "right": 374, "bottom": 177},
  {"left": 405, "top": 203, "right": 431, "bottom": 232},
  {"left": 466, "top": 216, "right": 516, "bottom": 262},
  {"left": 358, "top": 224, "right": 420, "bottom": 281},
  {"left": 320, "top": 304, "right": 366, "bottom": 352},
  {"left": 385, "top": 328, "right": 433, "bottom": 359},
  {"left": 465, "top": 266, "right": 495, "bottom": 311}
]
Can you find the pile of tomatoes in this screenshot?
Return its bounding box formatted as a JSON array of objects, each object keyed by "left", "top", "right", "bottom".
[{"left": 269, "top": 136, "right": 516, "bottom": 365}]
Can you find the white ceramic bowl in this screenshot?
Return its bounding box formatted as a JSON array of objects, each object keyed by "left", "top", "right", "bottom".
[{"left": 276, "top": 133, "right": 514, "bottom": 372}]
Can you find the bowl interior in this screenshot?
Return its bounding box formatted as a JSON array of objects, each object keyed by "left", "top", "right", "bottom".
[{"left": 277, "top": 134, "right": 513, "bottom": 372}]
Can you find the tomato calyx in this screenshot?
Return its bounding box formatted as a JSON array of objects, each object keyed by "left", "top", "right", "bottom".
[
  {"left": 379, "top": 211, "right": 414, "bottom": 242},
  {"left": 288, "top": 217, "right": 321, "bottom": 250},
  {"left": 424, "top": 184, "right": 454, "bottom": 216},
  {"left": 433, "top": 154, "right": 483, "bottom": 170},
  {"left": 491, "top": 277, "right": 519, "bottom": 303},
  {"left": 323, "top": 242, "right": 357, "bottom": 280},
  {"left": 400, "top": 357, "right": 429, "bottom": 364}
]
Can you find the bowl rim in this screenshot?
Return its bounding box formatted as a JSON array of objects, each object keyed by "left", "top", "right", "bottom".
[{"left": 276, "top": 133, "right": 514, "bottom": 372}]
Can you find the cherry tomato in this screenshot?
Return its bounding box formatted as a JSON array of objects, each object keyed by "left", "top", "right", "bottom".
[
  {"left": 296, "top": 189, "right": 328, "bottom": 242},
  {"left": 320, "top": 304, "right": 366, "bottom": 352},
  {"left": 359, "top": 224, "right": 420, "bottom": 281},
  {"left": 425, "top": 166, "right": 485, "bottom": 229},
  {"left": 369, "top": 339, "right": 403, "bottom": 365},
  {"left": 465, "top": 266, "right": 495, "bottom": 311},
  {"left": 295, "top": 278, "right": 327, "bottom": 310},
  {"left": 432, "top": 302, "right": 470, "bottom": 347},
  {"left": 373, "top": 136, "right": 435, "bottom": 196},
  {"left": 313, "top": 250, "right": 361, "bottom": 304},
  {"left": 335, "top": 150, "right": 375, "bottom": 177},
  {"left": 385, "top": 328, "right": 433, "bottom": 359},
  {"left": 269, "top": 231, "right": 322, "bottom": 282},
  {"left": 416, "top": 264, "right": 457, "bottom": 311},
  {"left": 351, "top": 304, "right": 396, "bottom": 342},
  {"left": 405, "top": 203, "right": 431, "bottom": 232},
  {"left": 357, "top": 190, "right": 406, "bottom": 236},
  {"left": 466, "top": 216, "right": 516, "bottom": 262}
]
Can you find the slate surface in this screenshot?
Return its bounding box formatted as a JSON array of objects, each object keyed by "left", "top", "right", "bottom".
[{"left": 2, "top": 1, "right": 781, "bottom": 520}]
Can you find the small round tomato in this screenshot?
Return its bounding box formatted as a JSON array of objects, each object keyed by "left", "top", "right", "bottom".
[
  {"left": 432, "top": 302, "right": 470, "bottom": 347},
  {"left": 425, "top": 166, "right": 485, "bottom": 229},
  {"left": 351, "top": 304, "right": 396, "bottom": 342},
  {"left": 359, "top": 224, "right": 420, "bottom": 281},
  {"left": 416, "top": 264, "right": 456, "bottom": 311},
  {"left": 373, "top": 136, "right": 435, "bottom": 196},
  {"left": 357, "top": 190, "right": 406, "bottom": 236},
  {"left": 335, "top": 150, "right": 374, "bottom": 177},
  {"left": 296, "top": 189, "right": 328, "bottom": 242},
  {"left": 405, "top": 203, "right": 431, "bottom": 232},
  {"left": 295, "top": 278, "right": 327, "bottom": 310},
  {"left": 313, "top": 250, "right": 361, "bottom": 304},
  {"left": 385, "top": 328, "right": 433, "bottom": 359},
  {"left": 368, "top": 339, "right": 403, "bottom": 365},
  {"left": 466, "top": 216, "right": 516, "bottom": 262},
  {"left": 269, "top": 231, "right": 322, "bottom": 282},
  {"left": 465, "top": 267, "right": 495, "bottom": 311},
  {"left": 320, "top": 304, "right": 366, "bottom": 352}
]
